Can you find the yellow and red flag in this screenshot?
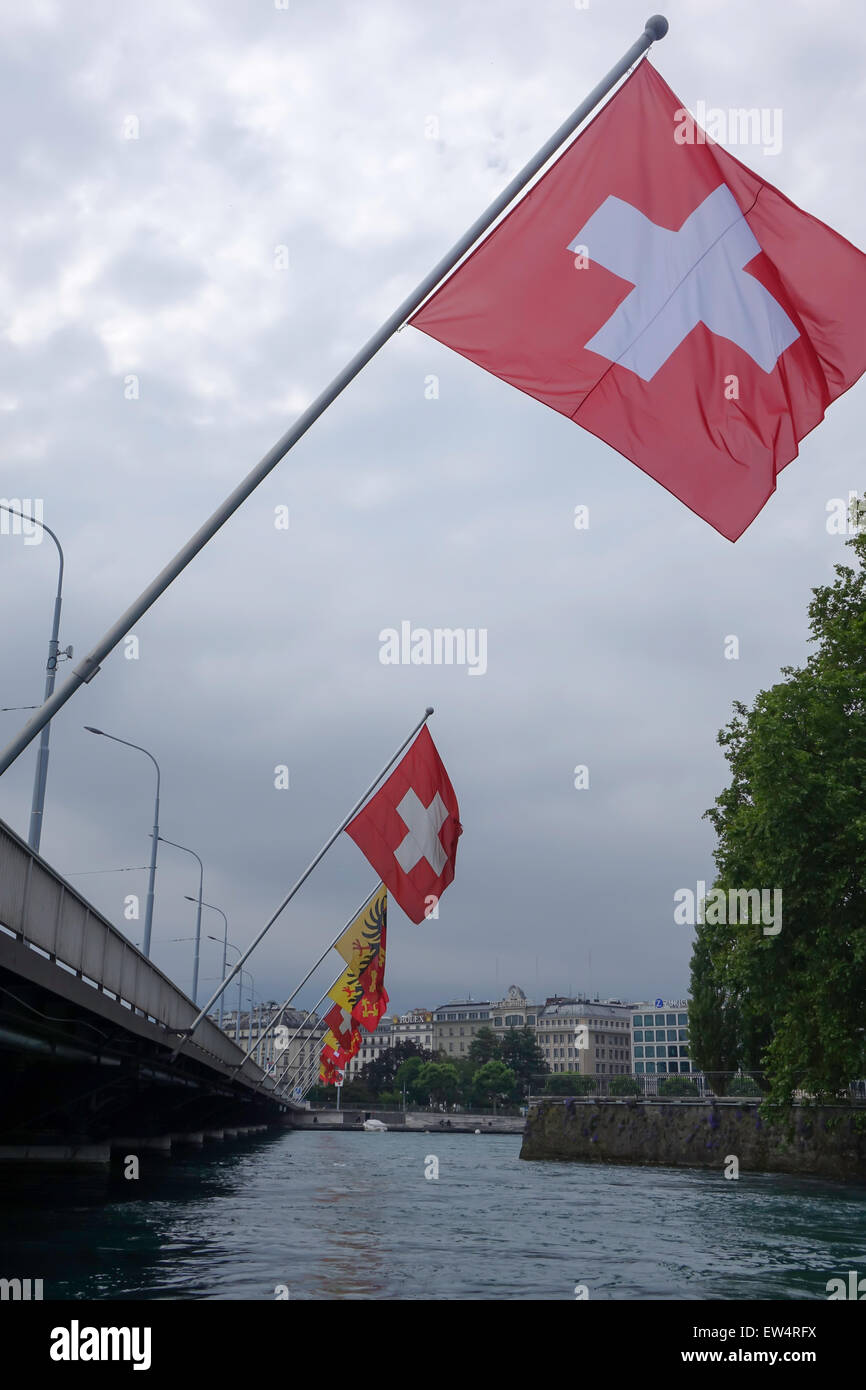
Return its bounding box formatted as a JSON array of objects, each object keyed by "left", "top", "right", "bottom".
[
  {"left": 334, "top": 884, "right": 387, "bottom": 974},
  {"left": 351, "top": 923, "right": 389, "bottom": 1032},
  {"left": 327, "top": 963, "right": 363, "bottom": 1015},
  {"left": 323, "top": 1003, "right": 361, "bottom": 1061}
]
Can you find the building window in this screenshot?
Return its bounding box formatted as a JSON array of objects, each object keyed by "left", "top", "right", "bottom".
[
  {"left": 634, "top": 1030, "right": 643, "bottom": 1041},
  {"left": 678, "top": 1013, "right": 688, "bottom": 1026}
]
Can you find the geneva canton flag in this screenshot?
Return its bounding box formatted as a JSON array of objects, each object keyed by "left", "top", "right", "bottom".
[{"left": 411, "top": 60, "right": 866, "bottom": 541}]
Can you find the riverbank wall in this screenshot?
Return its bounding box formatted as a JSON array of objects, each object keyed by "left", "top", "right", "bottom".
[
  {"left": 293, "top": 1109, "right": 524, "bottom": 1134},
  {"left": 520, "top": 1098, "right": 866, "bottom": 1180}
]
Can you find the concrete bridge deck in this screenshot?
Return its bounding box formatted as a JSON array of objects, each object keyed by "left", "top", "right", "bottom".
[{"left": 0, "top": 813, "right": 301, "bottom": 1164}]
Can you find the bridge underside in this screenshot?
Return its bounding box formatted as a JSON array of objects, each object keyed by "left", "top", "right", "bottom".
[{"left": 0, "top": 931, "right": 293, "bottom": 1164}]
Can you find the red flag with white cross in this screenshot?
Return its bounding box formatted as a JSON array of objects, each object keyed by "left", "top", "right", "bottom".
[
  {"left": 345, "top": 725, "right": 462, "bottom": 923},
  {"left": 410, "top": 59, "right": 866, "bottom": 542}
]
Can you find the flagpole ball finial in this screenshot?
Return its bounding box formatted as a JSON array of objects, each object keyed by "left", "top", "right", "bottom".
[
  {"left": 645, "top": 15, "right": 669, "bottom": 40},
  {"left": 425, "top": 706, "right": 434, "bottom": 717}
]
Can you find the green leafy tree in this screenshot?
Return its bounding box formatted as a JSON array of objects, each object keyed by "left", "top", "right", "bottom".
[
  {"left": 467, "top": 1026, "right": 501, "bottom": 1065},
  {"left": 544, "top": 1072, "right": 596, "bottom": 1095},
  {"left": 687, "top": 931, "right": 742, "bottom": 1095},
  {"left": 356, "top": 1040, "right": 432, "bottom": 1098},
  {"left": 609, "top": 1075, "right": 641, "bottom": 1096},
  {"left": 340, "top": 1078, "right": 374, "bottom": 1104},
  {"left": 472, "top": 1059, "right": 518, "bottom": 1106},
  {"left": 726, "top": 1074, "right": 762, "bottom": 1097},
  {"left": 658, "top": 1076, "right": 699, "bottom": 1097},
  {"left": 499, "top": 1026, "right": 548, "bottom": 1092},
  {"left": 416, "top": 1061, "right": 459, "bottom": 1105},
  {"left": 695, "top": 521, "right": 866, "bottom": 1105},
  {"left": 394, "top": 1055, "right": 427, "bottom": 1105}
]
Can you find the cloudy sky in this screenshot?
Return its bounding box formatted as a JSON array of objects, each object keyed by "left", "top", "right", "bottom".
[{"left": 1, "top": 0, "right": 863, "bottom": 1022}]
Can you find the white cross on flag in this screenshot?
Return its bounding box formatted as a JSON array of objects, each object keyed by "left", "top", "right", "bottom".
[{"left": 345, "top": 725, "right": 462, "bottom": 923}]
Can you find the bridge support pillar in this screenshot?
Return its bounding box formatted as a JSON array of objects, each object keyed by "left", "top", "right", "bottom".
[{"left": 0, "top": 1143, "right": 110, "bottom": 1169}]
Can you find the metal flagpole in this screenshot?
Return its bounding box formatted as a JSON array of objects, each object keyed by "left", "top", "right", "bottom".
[
  {"left": 238, "top": 883, "right": 380, "bottom": 1066},
  {"left": 170, "top": 706, "right": 433, "bottom": 1061},
  {"left": 255, "top": 979, "right": 336, "bottom": 1094},
  {"left": 0, "top": 17, "right": 668, "bottom": 784}
]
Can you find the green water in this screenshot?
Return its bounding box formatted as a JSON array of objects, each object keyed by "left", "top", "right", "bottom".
[{"left": 1, "top": 1130, "right": 863, "bottom": 1299}]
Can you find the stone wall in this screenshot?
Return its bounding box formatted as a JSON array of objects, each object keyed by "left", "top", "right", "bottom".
[
  {"left": 294, "top": 1110, "right": 524, "bottom": 1134},
  {"left": 520, "top": 1099, "right": 866, "bottom": 1180}
]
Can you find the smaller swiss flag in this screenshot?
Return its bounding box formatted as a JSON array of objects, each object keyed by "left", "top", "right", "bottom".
[{"left": 345, "top": 725, "right": 462, "bottom": 924}]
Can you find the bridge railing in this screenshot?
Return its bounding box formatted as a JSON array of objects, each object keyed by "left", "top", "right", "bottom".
[{"left": 0, "top": 814, "right": 282, "bottom": 1094}]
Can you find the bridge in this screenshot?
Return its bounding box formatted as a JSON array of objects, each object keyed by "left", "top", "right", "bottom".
[{"left": 0, "top": 813, "right": 301, "bottom": 1167}]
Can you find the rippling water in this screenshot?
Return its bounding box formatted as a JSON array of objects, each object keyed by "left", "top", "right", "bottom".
[{"left": 2, "top": 1131, "right": 864, "bottom": 1300}]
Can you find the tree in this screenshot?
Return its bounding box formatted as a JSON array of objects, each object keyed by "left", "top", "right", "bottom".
[
  {"left": 687, "top": 931, "right": 742, "bottom": 1095},
  {"left": 658, "top": 1076, "right": 699, "bottom": 1097},
  {"left": 544, "top": 1072, "right": 596, "bottom": 1095},
  {"left": 467, "top": 1026, "right": 501, "bottom": 1066},
  {"left": 356, "top": 1040, "right": 432, "bottom": 1098},
  {"left": 694, "top": 522, "right": 866, "bottom": 1105},
  {"left": 609, "top": 1075, "right": 641, "bottom": 1096},
  {"left": 416, "top": 1061, "right": 459, "bottom": 1105},
  {"left": 499, "top": 1026, "right": 548, "bottom": 1092},
  {"left": 394, "top": 1055, "right": 427, "bottom": 1105},
  {"left": 472, "top": 1060, "right": 518, "bottom": 1107}
]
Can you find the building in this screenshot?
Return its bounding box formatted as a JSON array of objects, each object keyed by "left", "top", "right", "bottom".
[
  {"left": 630, "top": 1001, "right": 696, "bottom": 1079},
  {"left": 213, "top": 1002, "right": 326, "bottom": 1095},
  {"left": 273, "top": 1013, "right": 327, "bottom": 1094},
  {"left": 488, "top": 984, "right": 541, "bottom": 1031},
  {"left": 390, "top": 1008, "right": 434, "bottom": 1052},
  {"left": 536, "top": 999, "right": 637, "bottom": 1076},
  {"left": 343, "top": 1017, "right": 393, "bottom": 1078},
  {"left": 433, "top": 998, "right": 491, "bottom": 1058}
]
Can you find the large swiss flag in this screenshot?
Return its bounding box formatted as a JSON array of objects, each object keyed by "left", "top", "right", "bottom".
[
  {"left": 411, "top": 60, "right": 866, "bottom": 541},
  {"left": 345, "top": 726, "right": 461, "bottom": 923}
]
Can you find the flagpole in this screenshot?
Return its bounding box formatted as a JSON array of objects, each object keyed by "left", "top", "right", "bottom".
[
  {"left": 170, "top": 707, "right": 432, "bottom": 1061},
  {"left": 238, "top": 883, "right": 380, "bottom": 1066},
  {"left": 261, "top": 984, "right": 336, "bottom": 1094},
  {"left": 0, "top": 17, "right": 669, "bottom": 784}
]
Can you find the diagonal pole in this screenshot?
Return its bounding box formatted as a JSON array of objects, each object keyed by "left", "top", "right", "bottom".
[
  {"left": 170, "top": 707, "right": 432, "bottom": 1061},
  {"left": 260, "top": 985, "right": 334, "bottom": 1096},
  {"left": 238, "top": 883, "right": 380, "bottom": 1066},
  {"left": 0, "top": 17, "right": 668, "bottom": 783}
]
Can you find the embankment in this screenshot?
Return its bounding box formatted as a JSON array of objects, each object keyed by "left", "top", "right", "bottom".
[{"left": 520, "top": 1098, "right": 866, "bottom": 1179}]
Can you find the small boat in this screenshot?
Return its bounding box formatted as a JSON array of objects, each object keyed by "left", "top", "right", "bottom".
[{"left": 362, "top": 1118, "right": 388, "bottom": 1132}]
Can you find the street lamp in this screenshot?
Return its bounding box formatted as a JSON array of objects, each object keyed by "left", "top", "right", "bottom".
[
  {"left": 215, "top": 938, "right": 244, "bottom": 1042},
  {"left": 84, "top": 727, "right": 160, "bottom": 958},
  {"left": 195, "top": 902, "right": 228, "bottom": 1028},
  {"left": 0, "top": 504, "right": 73, "bottom": 853},
  {"left": 159, "top": 837, "right": 203, "bottom": 1003}
]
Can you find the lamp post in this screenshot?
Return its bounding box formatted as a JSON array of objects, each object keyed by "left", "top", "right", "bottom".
[
  {"left": 199, "top": 906, "right": 229, "bottom": 1029},
  {"left": 84, "top": 727, "right": 160, "bottom": 958},
  {"left": 215, "top": 940, "right": 244, "bottom": 1041},
  {"left": 0, "top": 504, "right": 72, "bottom": 853},
  {"left": 159, "top": 837, "right": 203, "bottom": 1003}
]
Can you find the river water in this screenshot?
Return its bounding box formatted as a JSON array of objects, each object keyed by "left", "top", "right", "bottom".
[{"left": 2, "top": 1130, "right": 863, "bottom": 1300}]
